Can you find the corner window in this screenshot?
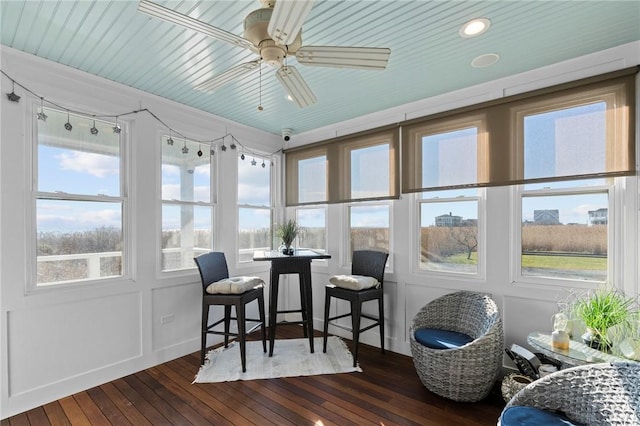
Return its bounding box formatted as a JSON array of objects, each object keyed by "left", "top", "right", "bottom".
[
  {"left": 161, "top": 136, "right": 214, "bottom": 271},
  {"left": 238, "top": 154, "right": 272, "bottom": 262},
  {"left": 35, "top": 107, "right": 126, "bottom": 286}
]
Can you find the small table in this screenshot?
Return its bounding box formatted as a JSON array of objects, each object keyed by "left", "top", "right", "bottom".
[
  {"left": 527, "top": 331, "right": 624, "bottom": 367},
  {"left": 253, "top": 249, "right": 331, "bottom": 356}
]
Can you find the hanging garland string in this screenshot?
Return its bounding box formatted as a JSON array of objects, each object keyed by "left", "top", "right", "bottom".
[{"left": 1, "top": 69, "right": 281, "bottom": 163}]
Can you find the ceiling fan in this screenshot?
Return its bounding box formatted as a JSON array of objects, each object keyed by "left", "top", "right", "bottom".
[{"left": 137, "top": 0, "right": 391, "bottom": 108}]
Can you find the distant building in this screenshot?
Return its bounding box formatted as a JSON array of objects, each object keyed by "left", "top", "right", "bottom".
[
  {"left": 435, "top": 212, "right": 462, "bottom": 227},
  {"left": 533, "top": 209, "right": 560, "bottom": 225},
  {"left": 588, "top": 208, "right": 608, "bottom": 226}
]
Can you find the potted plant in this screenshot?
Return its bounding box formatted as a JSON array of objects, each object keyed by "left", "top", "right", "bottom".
[
  {"left": 275, "top": 219, "right": 301, "bottom": 255},
  {"left": 571, "top": 286, "right": 637, "bottom": 352}
]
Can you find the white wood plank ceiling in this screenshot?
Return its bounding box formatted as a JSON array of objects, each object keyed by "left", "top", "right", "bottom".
[{"left": 2, "top": 1, "right": 639, "bottom": 136}]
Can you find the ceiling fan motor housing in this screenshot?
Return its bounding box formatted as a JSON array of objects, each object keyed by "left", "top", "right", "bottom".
[{"left": 244, "top": 7, "right": 302, "bottom": 67}]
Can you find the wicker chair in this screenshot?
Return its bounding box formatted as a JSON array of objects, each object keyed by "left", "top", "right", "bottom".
[
  {"left": 409, "top": 291, "right": 503, "bottom": 402},
  {"left": 499, "top": 361, "right": 640, "bottom": 425}
]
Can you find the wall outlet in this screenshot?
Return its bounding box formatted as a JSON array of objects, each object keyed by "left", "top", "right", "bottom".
[{"left": 160, "top": 314, "right": 174, "bottom": 324}]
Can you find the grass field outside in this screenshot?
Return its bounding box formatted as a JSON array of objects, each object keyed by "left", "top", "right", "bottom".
[{"left": 446, "top": 252, "right": 605, "bottom": 270}]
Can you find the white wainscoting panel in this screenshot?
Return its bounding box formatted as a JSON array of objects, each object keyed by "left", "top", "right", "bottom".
[
  {"left": 151, "top": 283, "right": 201, "bottom": 351},
  {"left": 7, "top": 291, "right": 142, "bottom": 397}
]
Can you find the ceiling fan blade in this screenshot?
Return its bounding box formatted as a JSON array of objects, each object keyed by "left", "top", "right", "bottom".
[
  {"left": 194, "top": 60, "right": 261, "bottom": 92},
  {"left": 268, "top": 0, "right": 315, "bottom": 46},
  {"left": 137, "top": 0, "right": 254, "bottom": 51},
  {"left": 296, "top": 46, "right": 391, "bottom": 70},
  {"left": 276, "top": 66, "right": 316, "bottom": 108}
]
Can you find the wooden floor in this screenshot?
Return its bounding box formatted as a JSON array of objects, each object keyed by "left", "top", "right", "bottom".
[{"left": 2, "top": 327, "right": 505, "bottom": 425}]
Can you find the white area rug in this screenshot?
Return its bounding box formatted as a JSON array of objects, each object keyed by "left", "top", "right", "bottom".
[{"left": 193, "top": 336, "right": 362, "bottom": 383}]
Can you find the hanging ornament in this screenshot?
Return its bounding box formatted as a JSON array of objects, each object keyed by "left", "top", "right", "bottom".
[
  {"left": 197, "top": 145, "right": 203, "bottom": 157},
  {"left": 112, "top": 116, "right": 121, "bottom": 134},
  {"left": 241, "top": 153, "right": 245, "bottom": 160},
  {"left": 90, "top": 119, "right": 99, "bottom": 135},
  {"left": 230, "top": 136, "right": 237, "bottom": 150},
  {"left": 6, "top": 81, "right": 20, "bottom": 102},
  {"left": 251, "top": 157, "right": 257, "bottom": 166},
  {"left": 210, "top": 147, "right": 215, "bottom": 156},
  {"left": 64, "top": 111, "right": 73, "bottom": 131},
  {"left": 36, "top": 97, "right": 47, "bottom": 121},
  {"left": 261, "top": 159, "right": 266, "bottom": 168},
  {"left": 182, "top": 139, "right": 189, "bottom": 154},
  {"left": 221, "top": 142, "right": 227, "bottom": 151},
  {"left": 167, "top": 129, "right": 174, "bottom": 145}
]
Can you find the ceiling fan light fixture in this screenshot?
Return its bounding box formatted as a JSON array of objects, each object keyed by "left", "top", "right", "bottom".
[
  {"left": 259, "top": 40, "right": 286, "bottom": 67},
  {"left": 268, "top": 0, "right": 315, "bottom": 45},
  {"left": 459, "top": 18, "right": 491, "bottom": 38},
  {"left": 276, "top": 66, "right": 316, "bottom": 108}
]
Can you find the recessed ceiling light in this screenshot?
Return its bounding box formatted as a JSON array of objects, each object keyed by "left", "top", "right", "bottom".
[
  {"left": 459, "top": 18, "right": 491, "bottom": 38},
  {"left": 471, "top": 53, "right": 500, "bottom": 68}
]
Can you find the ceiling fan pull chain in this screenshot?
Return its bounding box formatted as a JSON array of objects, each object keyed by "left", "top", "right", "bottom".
[{"left": 257, "top": 62, "right": 264, "bottom": 112}]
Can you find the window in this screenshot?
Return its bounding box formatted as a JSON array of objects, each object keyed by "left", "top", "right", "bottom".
[
  {"left": 405, "top": 120, "right": 484, "bottom": 275},
  {"left": 35, "top": 107, "right": 126, "bottom": 286},
  {"left": 298, "top": 151, "right": 326, "bottom": 204},
  {"left": 512, "top": 81, "right": 628, "bottom": 284},
  {"left": 515, "top": 93, "right": 615, "bottom": 283},
  {"left": 401, "top": 68, "right": 635, "bottom": 193},
  {"left": 296, "top": 207, "right": 326, "bottom": 253},
  {"left": 403, "top": 115, "right": 488, "bottom": 192},
  {"left": 349, "top": 143, "right": 391, "bottom": 199},
  {"left": 349, "top": 203, "right": 390, "bottom": 259},
  {"left": 418, "top": 189, "right": 480, "bottom": 274},
  {"left": 161, "top": 135, "right": 213, "bottom": 271},
  {"left": 518, "top": 183, "right": 610, "bottom": 284},
  {"left": 238, "top": 154, "right": 272, "bottom": 262},
  {"left": 285, "top": 126, "right": 399, "bottom": 205}
]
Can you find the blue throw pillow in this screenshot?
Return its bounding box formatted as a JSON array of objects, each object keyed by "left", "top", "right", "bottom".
[
  {"left": 414, "top": 327, "right": 473, "bottom": 349},
  {"left": 501, "top": 406, "right": 584, "bottom": 426}
]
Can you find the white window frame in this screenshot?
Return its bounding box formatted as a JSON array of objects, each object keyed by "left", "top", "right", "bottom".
[
  {"left": 159, "top": 134, "right": 216, "bottom": 275},
  {"left": 237, "top": 151, "right": 274, "bottom": 263},
  {"left": 414, "top": 189, "right": 485, "bottom": 279},
  {"left": 344, "top": 200, "right": 393, "bottom": 270},
  {"left": 511, "top": 181, "right": 614, "bottom": 290},
  {"left": 29, "top": 104, "right": 131, "bottom": 292},
  {"left": 294, "top": 205, "right": 328, "bottom": 255}
]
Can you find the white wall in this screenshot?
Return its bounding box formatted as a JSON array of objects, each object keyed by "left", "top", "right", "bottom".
[
  {"left": 0, "top": 47, "right": 281, "bottom": 418},
  {"left": 1, "top": 41, "right": 639, "bottom": 418}
]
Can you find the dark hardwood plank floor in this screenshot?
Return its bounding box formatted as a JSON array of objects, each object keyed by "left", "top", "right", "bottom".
[{"left": 3, "top": 327, "right": 505, "bottom": 425}]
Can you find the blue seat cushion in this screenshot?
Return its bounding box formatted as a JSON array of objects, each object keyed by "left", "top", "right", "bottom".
[
  {"left": 414, "top": 327, "right": 473, "bottom": 349},
  {"left": 501, "top": 406, "right": 583, "bottom": 426}
]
